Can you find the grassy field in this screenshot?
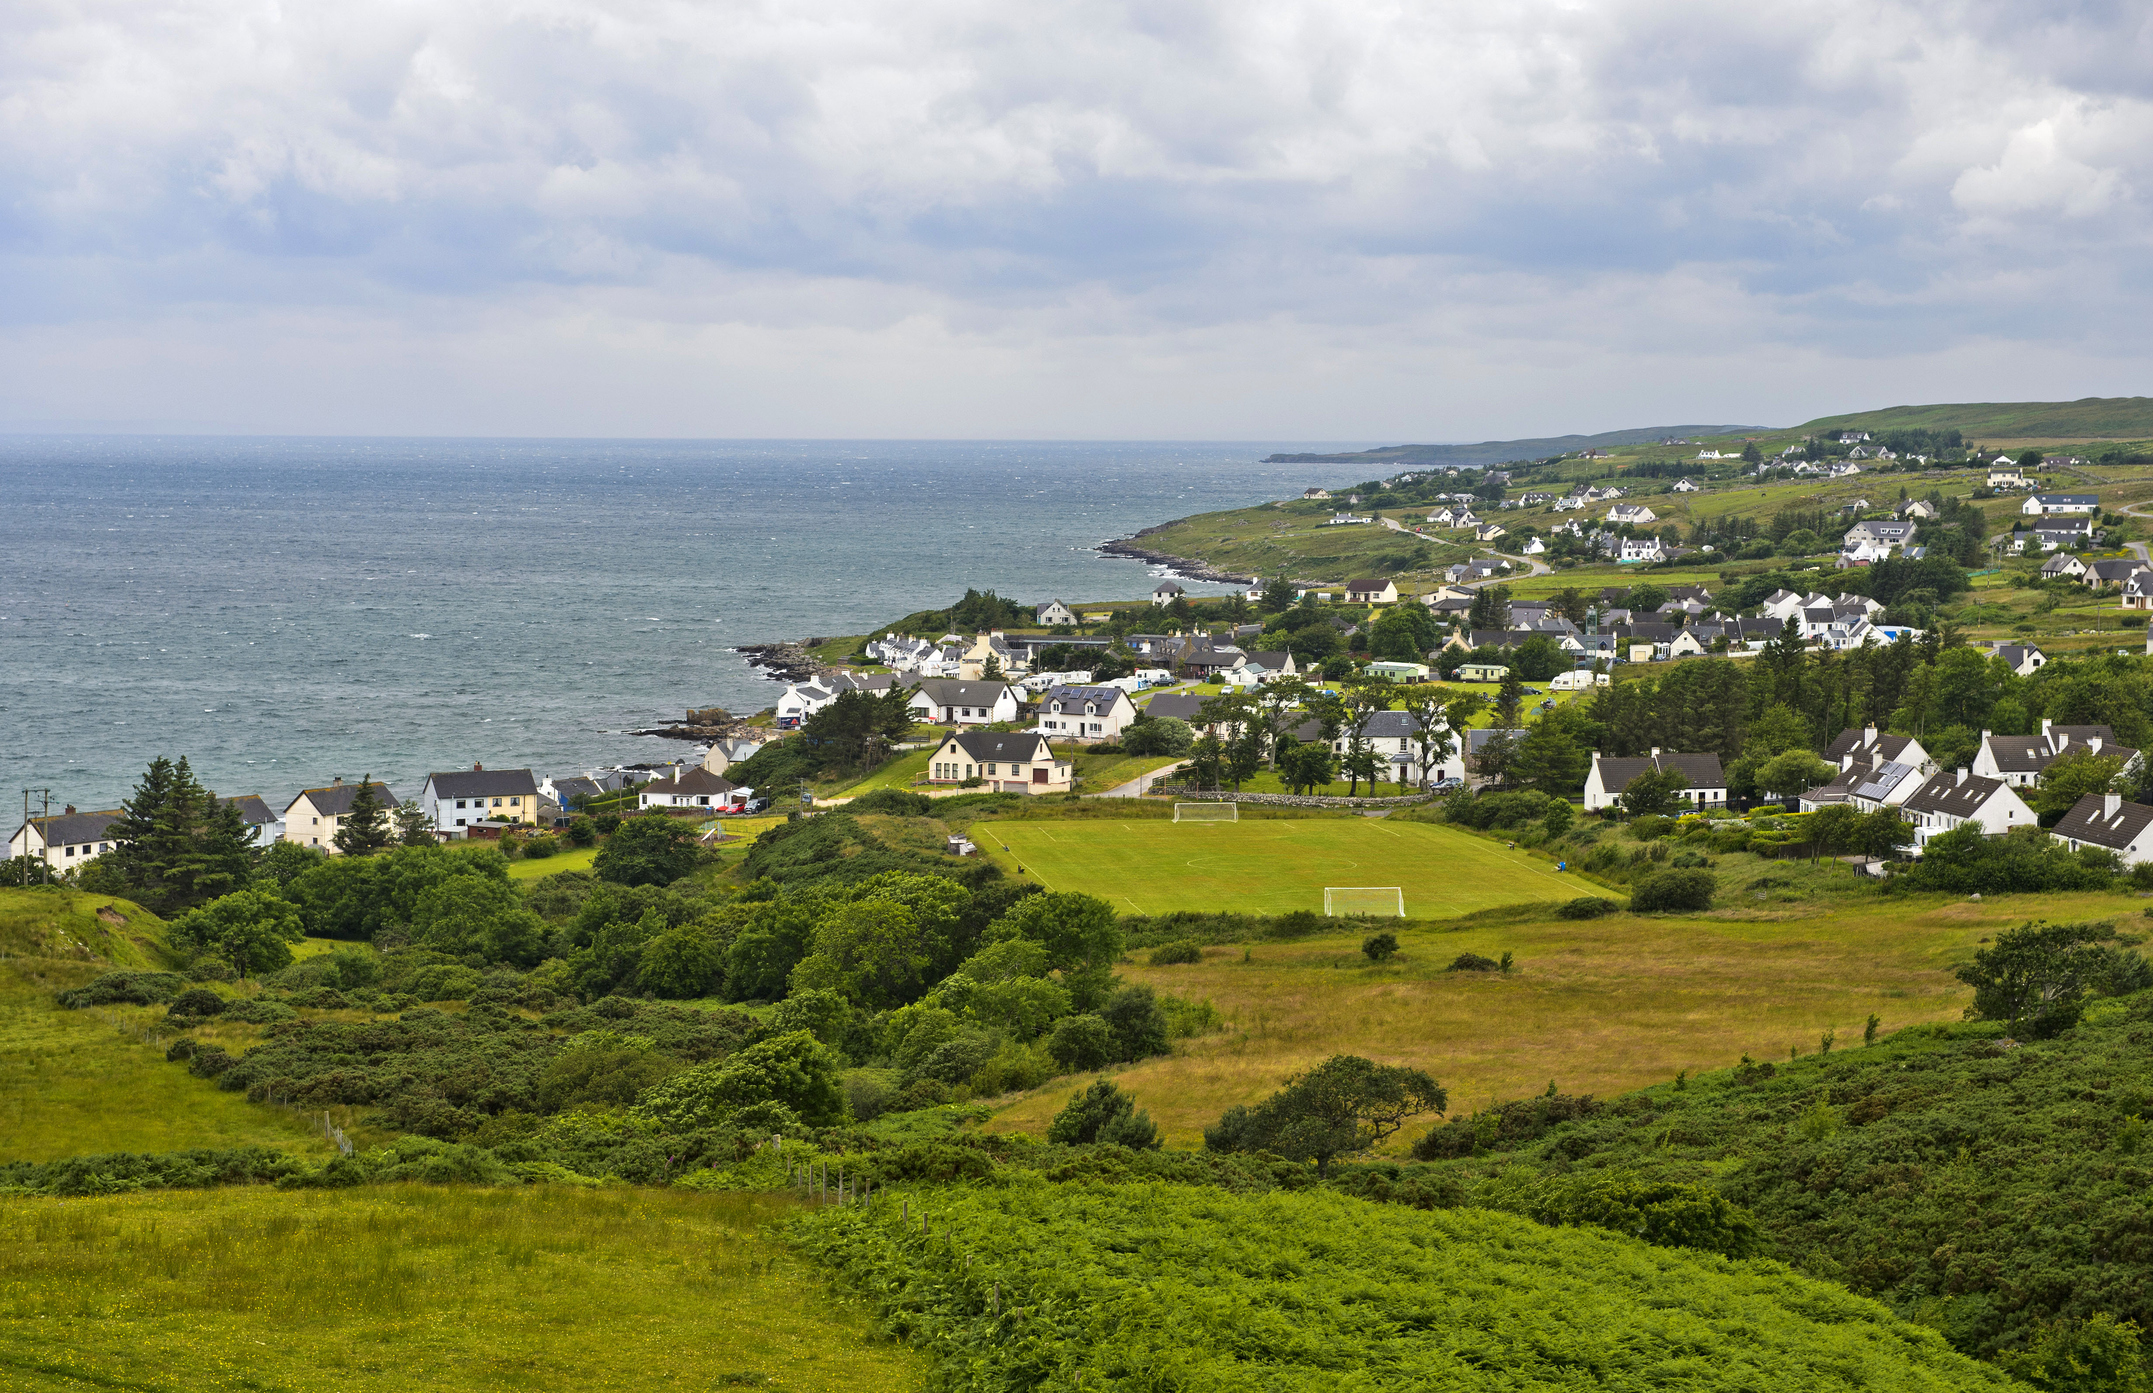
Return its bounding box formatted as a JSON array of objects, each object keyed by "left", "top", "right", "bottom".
[
  {"left": 0, "top": 1185, "right": 922, "bottom": 1393},
  {"left": 505, "top": 846, "right": 598, "bottom": 879},
  {"left": 977, "top": 817, "right": 1569, "bottom": 918},
  {"left": 985, "top": 883, "right": 2104, "bottom": 1149},
  {"left": 0, "top": 890, "right": 340, "bottom": 1165}
]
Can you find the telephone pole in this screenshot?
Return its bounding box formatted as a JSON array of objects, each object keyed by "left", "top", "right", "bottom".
[{"left": 20, "top": 788, "right": 52, "bottom": 887}]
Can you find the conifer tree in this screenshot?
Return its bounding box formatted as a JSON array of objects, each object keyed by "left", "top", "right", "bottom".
[
  {"left": 103, "top": 756, "right": 216, "bottom": 913},
  {"left": 334, "top": 777, "right": 393, "bottom": 856},
  {"left": 187, "top": 796, "right": 260, "bottom": 902},
  {"left": 394, "top": 800, "right": 435, "bottom": 847}
]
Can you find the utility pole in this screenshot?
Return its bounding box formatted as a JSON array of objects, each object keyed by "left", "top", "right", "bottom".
[{"left": 20, "top": 788, "right": 52, "bottom": 887}]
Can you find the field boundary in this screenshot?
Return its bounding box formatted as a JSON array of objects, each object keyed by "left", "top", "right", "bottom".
[{"left": 1151, "top": 787, "right": 1440, "bottom": 809}]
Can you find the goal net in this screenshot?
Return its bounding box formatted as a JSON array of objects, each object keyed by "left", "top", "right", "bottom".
[
  {"left": 1325, "top": 887, "right": 1405, "bottom": 918},
  {"left": 1173, "top": 802, "right": 1239, "bottom": 823}
]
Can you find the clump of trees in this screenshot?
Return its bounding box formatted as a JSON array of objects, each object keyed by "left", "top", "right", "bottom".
[{"left": 1205, "top": 1055, "right": 1446, "bottom": 1174}]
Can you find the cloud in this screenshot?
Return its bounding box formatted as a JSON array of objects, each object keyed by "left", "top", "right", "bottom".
[{"left": 2, "top": 0, "right": 2151, "bottom": 435}]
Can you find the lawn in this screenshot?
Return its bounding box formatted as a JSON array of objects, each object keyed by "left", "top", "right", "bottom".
[
  {"left": 826, "top": 748, "right": 931, "bottom": 796},
  {"left": 506, "top": 846, "right": 598, "bottom": 879},
  {"left": 0, "top": 1186, "right": 922, "bottom": 1393},
  {"left": 977, "top": 817, "right": 1569, "bottom": 918},
  {"left": 986, "top": 886, "right": 2090, "bottom": 1150}
]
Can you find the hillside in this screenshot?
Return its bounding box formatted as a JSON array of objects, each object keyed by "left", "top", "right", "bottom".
[
  {"left": 1800, "top": 396, "right": 2153, "bottom": 440},
  {"left": 1263, "top": 423, "right": 1759, "bottom": 467}
]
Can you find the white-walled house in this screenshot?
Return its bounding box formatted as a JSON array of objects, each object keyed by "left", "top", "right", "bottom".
[
  {"left": 1344, "top": 578, "right": 1400, "bottom": 604},
  {"left": 417, "top": 765, "right": 542, "bottom": 834},
  {"left": 1583, "top": 750, "right": 1728, "bottom": 811},
  {"left": 1606, "top": 503, "right": 1658, "bottom": 526},
  {"left": 909, "top": 680, "right": 1021, "bottom": 725},
  {"left": 2052, "top": 793, "right": 2153, "bottom": 867},
  {"left": 2022, "top": 492, "right": 2098, "bottom": 516},
  {"left": 1036, "top": 600, "right": 1077, "bottom": 626},
  {"left": 926, "top": 731, "right": 1072, "bottom": 794},
  {"left": 639, "top": 766, "right": 748, "bottom": 812},
  {"left": 1898, "top": 769, "right": 2034, "bottom": 848},
  {"left": 6, "top": 807, "right": 123, "bottom": 871},
  {"left": 1973, "top": 720, "right": 2140, "bottom": 788},
  {"left": 1035, "top": 684, "right": 1138, "bottom": 742}
]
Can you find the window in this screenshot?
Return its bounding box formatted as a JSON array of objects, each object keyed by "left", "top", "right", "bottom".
[
  {"left": 492, "top": 797, "right": 503, "bottom": 807},
  {"left": 457, "top": 800, "right": 467, "bottom": 809},
  {"left": 457, "top": 818, "right": 467, "bottom": 827},
  {"left": 510, "top": 797, "right": 520, "bottom": 806},
  {"left": 65, "top": 845, "right": 76, "bottom": 856}
]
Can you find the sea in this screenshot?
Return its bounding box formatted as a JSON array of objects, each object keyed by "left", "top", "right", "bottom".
[{"left": 0, "top": 437, "right": 1365, "bottom": 813}]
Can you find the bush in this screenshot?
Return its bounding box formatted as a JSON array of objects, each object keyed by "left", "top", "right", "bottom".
[
  {"left": 1147, "top": 939, "right": 1203, "bottom": 966},
  {"left": 1046, "top": 1079, "right": 1161, "bottom": 1149},
  {"left": 1448, "top": 953, "right": 1499, "bottom": 972},
  {"left": 1122, "top": 717, "right": 1195, "bottom": 757},
  {"left": 593, "top": 813, "right": 699, "bottom": 886},
  {"left": 165, "top": 987, "right": 227, "bottom": 1019},
  {"left": 846, "top": 788, "right": 933, "bottom": 816},
  {"left": 1047, "top": 1014, "right": 1116, "bottom": 1071},
  {"left": 1556, "top": 897, "right": 1618, "bottom": 920},
  {"left": 187, "top": 959, "right": 236, "bottom": 983},
  {"left": 842, "top": 1068, "right": 903, "bottom": 1122},
  {"left": 522, "top": 835, "right": 559, "bottom": 860},
  {"left": 1627, "top": 815, "right": 1674, "bottom": 841},
  {"left": 56, "top": 972, "right": 186, "bottom": 1008},
  {"left": 565, "top": 817, "right": 596, "bottom": 847},
  {"left": 1362, "top": 932, "right": 1399, "bottom": 962},
  {"left": 1628, "top": 869, "right": 1717, "bottom": 913},
  {"left": 1482, "top": 1169, "right": 1766, "bottom": 1259}
]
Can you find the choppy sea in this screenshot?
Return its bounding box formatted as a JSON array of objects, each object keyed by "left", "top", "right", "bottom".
[{"left": 0, "top": 437, "right": 1360, "bottom": 811}]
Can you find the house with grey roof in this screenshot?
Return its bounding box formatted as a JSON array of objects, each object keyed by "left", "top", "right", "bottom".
[
  {"left": 927, "top": 730, "right": 1072, "bottom": 795},
  {"left": 220, "top": 794, "right": 283, "bottom": 845},
  {"left": 1320, "top": 710, "right": 1460, "bottom": 786},
  {"left": 1990, "top": 643, "right": 2046, "bottom": 677},
  {"left": 281, "top": 778, "right": 398, "bottom": 852},
  {"left": 638, "top": 766, "right": 744, "bottom": 812},
  {"left": 1036, "top": 600, "right": 1077, "bottom": 627},
  {"left": 418, "top": 765, "right": 542, "bottom": 834},
  {"left": 1898, "top": 768, "right": 2034, "bottom": 849},
  {"left": 908, "top": 679, "right": 1021, "bottom": 726},
  {"left": 2022, "top": 492, "right": 2099, "bottom": 516},
  {"left": 1583, "top": 749, "right": 1727, "bottom": 812},
  {"left": 541, "top": 775, "right": 605, "bottom": 810},
  {"left": 1035, "top": 685, "right": 1138, "bottom": 742},
  {"left": 2052, "top": 792, "right": 2153, "bottom": 867},
  {"left": 1972, "top": 720, "right": 2140, "bottom": 789},
  {"left": 2084, "top": 559, "right": 2150, "bottom": 591},
  {"left": 7, "top": 806, "right": 124, "bottom": 871}
]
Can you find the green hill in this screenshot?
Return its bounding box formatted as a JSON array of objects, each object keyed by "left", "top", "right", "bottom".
[
  {"left": 1262, "top": 424, "right": 1759, "bottom": 467},
  {"left": 1797, "top": 396, "right": 2153, "bottom": 440}
]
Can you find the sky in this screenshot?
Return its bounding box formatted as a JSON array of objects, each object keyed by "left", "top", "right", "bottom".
[{"left": 3, "top": 0, "right": 2150, "bottom": 440}]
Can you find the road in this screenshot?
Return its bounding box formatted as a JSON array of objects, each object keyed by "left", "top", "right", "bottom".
[
  {"left": 2118, "top": 497, "right": 2153, "bottom": 565},
  {"left": 1380, "top": 513, "right": 1551, "bottom": 583}
]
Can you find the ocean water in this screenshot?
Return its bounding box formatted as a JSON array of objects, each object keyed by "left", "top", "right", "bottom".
[{"left": 0, "top": 437, "right": 1353, "bottom": 812}]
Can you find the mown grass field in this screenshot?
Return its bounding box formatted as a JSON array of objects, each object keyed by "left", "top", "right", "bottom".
[
  {"left": 978, "top": 817, "right": 1569, "bottom": 918},
  {"left": 0, "top": 1186, "right": 922, "bottom": 1393},
  {"left": 986, "top": 885, "right": 2100, "bottom": 1149},
  {"left": 505, "top": 846, "right": 599, "bottom": 879}
]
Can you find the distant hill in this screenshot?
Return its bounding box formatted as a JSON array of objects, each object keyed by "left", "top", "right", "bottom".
[
  {"left": 1796, "top": 397, "right": 2153, "bottom": 440},
  {"left": 1262, "top": 425, "right": 1760, "bottom": 468}
]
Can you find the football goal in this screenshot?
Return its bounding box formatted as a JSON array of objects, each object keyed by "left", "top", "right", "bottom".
[
  {"left": 1325, "top": 887, "right": 1405, "bottom": 918},
  {"left": 1173, "top": 802, "right": 1239, "bottom": 823}
]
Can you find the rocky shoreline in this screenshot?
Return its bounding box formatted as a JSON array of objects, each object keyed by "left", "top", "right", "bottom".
[
  {"left": 1097, "top": 524, "right": 1257, "bottom": 585},
  {"left": 735, "top": 640, "right": 831, "bottom": 685}
]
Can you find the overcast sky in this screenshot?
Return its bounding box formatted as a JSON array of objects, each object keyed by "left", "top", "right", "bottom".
[{"left": 4, "top": 0, "right": 2149, "bottom": 440}]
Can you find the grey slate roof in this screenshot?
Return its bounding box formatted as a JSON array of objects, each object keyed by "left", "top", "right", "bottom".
[
  {"left": 549, "top": 777, "right": 604, "bottom": 805},
  {"left": 1243, "top": 651, "right": 1294, "bottom": 672},
  {"left": 1851, "top": 760, "right": 1922, "bottom": 803},
  {"left": 1358, "top": 711, "right": 1431, "bottom": 741},
  {"left": 642, "top": 767, "right": 738, "bottom": 797},
  {"left": 2053, "top": 793, "right": 2153, "bottom": 852},
  {"left": 1902, "top": 770, "right": 2011, "bottom": 819},
  {"left": 1594, "top": 751, "right": 1727, "bottom": 790},
  {"left": 222, "top": 795, "right": 278, "bottom": 828},
  {"left": 1825, "top": 728, "right": 1922, "bottom": 765},
  {"left": 15, "top": 809, "right": 122, "bottom": 849},
  {"left": 1141, "top": 692, "right": 1208, "bottom": 722},
  {"left": 290, "top": 781, "right": 396, "bottom": 818},
  {"left": 1983, "top": 726, "right": 2130, "bottom": 775},
  {"left": 426, "top": 767, "right": 540, "bottom": 801},
  {"left": 944, "top": 731, "right": 1057, "bottom": 763},
  {"left": 912, "top": 679, "right": 1016, "bottom": 707}
]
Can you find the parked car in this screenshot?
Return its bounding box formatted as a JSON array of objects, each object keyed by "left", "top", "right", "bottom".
[
  {"left": 1428, "top": 777, "right": 1465, "bottom": 793},
  {"left": 742, "top": 797, "right": 771, "bottom": 813}
]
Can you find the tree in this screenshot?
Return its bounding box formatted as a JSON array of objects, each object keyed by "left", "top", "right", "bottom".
[
  {"left": 790, "top": 897, "right": 935, "bottom": 1009},
  {"left": 1553, "top": 587, "right": 1588, "bottom": 625},
  {"left": 1047, "top": 1014, "right": 1116, "bottom": 1071},
  {"left": 801, "top": 686, "right": 918, "bottom": 776},
  {"left": 1362, "top": 931, "right": 1398, "bottom": 962},
  {"left": 333, "top": 778, "right": 393, "bottom": 856},
  {"left": 992, "top": 891, "right": 1123, "bottom": 979},
  {"left": 1187, "top": 734, "right": 1229, "bottom": 790},
  {"left": 1513, "top": 634, "right": 1564, "bottom": 682},
  {"left": 1957, "top": 919, "right": 2148, "bottom": 1037},
  {"left": 1629, "top": 869, "right": 1717, "bottom": 912},
  {"left": 101, "top": 755, "right": 216, "bottom": 914},
  {"left": 638, "top": 923, "right": 727, "bottom": 998},
  {"left": 631, "top": 1031, "right": 846, "bottom": 1128},
  {"left": 394, "top": 800, "right": 435, "bottom": 848},
  {"left": 1626, "top": 583, "right": 1669, "bottom": 614},
  {"left": 2037, "top": 749, "right": 2130, "bottom": 817},
  {"left": 1756, "top": 749, "right": 1834, "bottom": 800},
  {"left": 1741, "top": 441, "right": 1762, "bottom": 465},
  {"left": 1805, "top": 802, "right": 1864, "bottom": 863},
  {"left": 1618, "top": 767, "right": 1689, "bottom": 818},
  {"left": 1122, "top": 716, "right": 1193, "bottom": 756},
  {"left": 593, "top": 812, "right": 700, "bottom": 886},
  {"left": 188, "top": 796, "right": 259, "bottom": 903},
  {"left": 1279, "top": 738, "right": 1337, "bottom": 794},
  {"left": 1203, "top": 1055, "right": 1446, "bottom": 1175},
  {"left": 1259, "top": 575, "right": 1295, "bottom": 613},
  {"left": 1046, "top": 1079, "right": 1160, "bottom": 1148},
  {"left": 1398, "top": 687, "right": 1456, "bottom": 789},
  {"left": 259, "top": 840, "right": 325, "bottom": 890},
  {"left": 1467, "top": 585, "right": 1511, "bottom": 633},
  {"left": 1543, "top": 798, "right": 1576, "bottom": 837},
  {"left": 411, "top": 874, "right": 546, "bottom": 965},
  {"left": 168, "top": 888, "right": 305, "bottom": 979},
  {"left": 1495, "top": 668, "right": 1524, "bottom": 728},
  {"left": 1254, "top": 678, "right": 1316, "bottom": 768}
]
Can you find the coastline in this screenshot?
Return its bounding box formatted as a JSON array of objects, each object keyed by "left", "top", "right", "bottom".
[{"left": 1095, "top": 520, "right": 1257, "bottom": 585}]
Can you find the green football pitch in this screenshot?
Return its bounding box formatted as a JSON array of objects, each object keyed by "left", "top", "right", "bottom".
[{"left": 977, "top": 817, "right": 1574, "bottom": 919}]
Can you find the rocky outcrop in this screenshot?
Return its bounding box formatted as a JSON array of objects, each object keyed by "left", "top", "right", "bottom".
[
  {"left": 735, "top": 641, "right": 828, "bottom": 685},
  {"left": 1097, "top": 530, "right": 1258, "bottom": 585}
]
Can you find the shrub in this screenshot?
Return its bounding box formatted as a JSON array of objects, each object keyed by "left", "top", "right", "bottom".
[
  {"left": 846, "top": 788, "right": 933, "bottom": 816},
  {"left": 1047, "top": 1014, "right": 1116, "bottom": 1071},
  {"left": 1556, "top": 897, "right": 1618, "bottom": 920},
  {"left": 631, "top": 1030, "right": 846, "bottom": 1129},
  {"left": 1099, "top": 985, "right": 1170, "bottom": 1062},
  {"left": 165, "top": 987, "right": 227, "bottom": 1019},
  {"left": 1447, "top": 953, "right": 1499, "bottom": 972},
  {"left": 523, "top": 835, "right": 559, "bottom": 860},
  {"left": 1147, "top": 939, "right": 1203, "bottom": 966},
  {"left": 565, "top": 817, "right": 597, "bottom": 847},
  {"left": 592, "top": 813, "right": 701, "bottom": 887},
  {"left": 1629, "top": 869, "right": 1717, "bottom": 913},
  {"left": 1046, "top": 1079, "right": 1161, "bottom": 1149},
  {"left": 1627, "top": 815, "right": 1674, "bottom": 841},
  {"left": 1362, "top": 932, "right": 1399, "bottom": 962},
  {"left": 187, "top": 959, "right": 237, "bottom": 983},
  {"left": 1482, "top": 1169, "right": 1766, "bottom": 1259},
  {"left": 56, "top": 972, "right": 186, "bottom": 1008},
  {"left": 842, "top": 1068, "right": 903, "bottom": 1122}
]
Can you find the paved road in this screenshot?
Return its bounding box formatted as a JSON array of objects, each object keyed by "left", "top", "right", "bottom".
[
  {"left": 2118, "top": 497, "right": 2153, "bottom": 564},
  {"left": 1381, "top": 513, "right": 1551, "bottom": 582}
]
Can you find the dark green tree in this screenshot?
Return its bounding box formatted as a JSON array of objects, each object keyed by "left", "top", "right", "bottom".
[
  {"left": 1617, "top": 767, "right": 1689, "bottom": 818},
  {"left": 188, "top": 797, "right": 259, "bottom": 903},
  {"left": 394, "top": 800, "right": 435, "bottom": 848},
  {"left": 1204, "top": 1055, "right": 1446, "bottom": 1175},
  {"left": 1467, "top": 584, "right": 1510, "bottom": 633},
  {"left": 333, "top": 777, "right": 393, "bottom": 857},
  {"left": 168, "top": 888, "right": 305, "bottom": 979},
  {"left": 1258, "top": 575, "right": 1295, "bottom": 613},
  {"left": 1957, "top": 920, "right": 2148, "bottom": 1038},
  {"left": 593, "top": 812, "right": 700, "bottom": 886},
  {"left": 1046, "top": 1078, "right": 1160, "bottom": 1148},
  {"left": 102, "top": 755, "right": 216, "bottom": 914}
]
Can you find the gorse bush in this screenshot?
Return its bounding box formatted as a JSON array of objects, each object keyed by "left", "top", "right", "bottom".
[
  {"left": 1044, "top": 1079, "right": 1160, "bottom": 1149},
  {"left": 1628, "top": 868, "right": 1717, "bottom": 913},
  {"left": 1556, "top": 896, "right": 1619, "bottom": 919},
  {"left": 1146, "top": 939, "right": 1203, "bottom": 965},
  {"left": 55, "top": 971, "right": 186, "bottom": 1008}
]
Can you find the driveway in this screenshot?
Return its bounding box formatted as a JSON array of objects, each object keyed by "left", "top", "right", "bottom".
[{"left": 1380, "top": 513, "right": 1550, "bottom": 582}]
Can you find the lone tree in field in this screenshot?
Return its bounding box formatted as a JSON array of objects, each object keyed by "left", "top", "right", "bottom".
[
  {"left": 1957, "top": 920, "right": 2151, "bottom": 1038},
  {"left": 1204, "top": 1055, "right": 1445, "bottom": 1175}
]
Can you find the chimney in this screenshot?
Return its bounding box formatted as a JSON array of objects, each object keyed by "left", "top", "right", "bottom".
[
  {"left": 333, "top": 776, "right": 343, "bottom": 786},
  {"left": 2105, "top": 793, "right": 2123, "bottom": 818},
  {"left": 2040, "top": 717, "right": 2053, "bottom": 740},
  {"left": 2056, "top": 732, "right": 2070, "bottom": 751},
  {"left": 1956, "top": 767, "right": 1969, "bottom": 785},
  {"left": 474, "top": 761, "right": 484, "bottom": 771},
  {"left": 1650, "top": 746, "right": 1662, "bottom": 758},
  {"left": 1863, "top": 724, "right": 1878, "bottom": 748},
  {"left": 2089, "top": 736, "right": 2104, "bottom": 755},
  {"left": 64, "top": 804, "right": 76, "bottom": 815}
]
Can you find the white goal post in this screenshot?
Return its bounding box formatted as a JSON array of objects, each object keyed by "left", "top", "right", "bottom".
[
  {"left": 1325, "top": 887, "right": 1405, "bottom": 918},
  {"left": 1173, "top": 802, "right": 1239, "bottom": 823}
]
